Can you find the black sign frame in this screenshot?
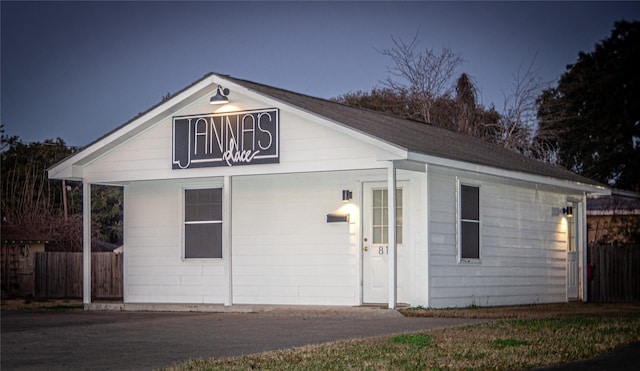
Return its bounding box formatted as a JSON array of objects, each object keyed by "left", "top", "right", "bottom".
[{"left": 172, "top": 108, "right": 279, "bottom": 169}]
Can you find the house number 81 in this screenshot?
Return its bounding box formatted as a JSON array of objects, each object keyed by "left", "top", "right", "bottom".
[{"left": 378, "top": 246, "right": 388, "bottom": 255}]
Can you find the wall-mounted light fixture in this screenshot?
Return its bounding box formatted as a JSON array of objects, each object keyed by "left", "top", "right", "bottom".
[
  {"left": 563, "top": 206, "right": 574, "bottom": 217},
  {"left": 342, "top": 190, "right": 352, "bottom": 202},
  {"left": 210, "top": 85, "right": 230, "bottom": 105}
]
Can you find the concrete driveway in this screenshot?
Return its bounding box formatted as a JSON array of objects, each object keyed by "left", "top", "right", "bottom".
[{"left": 1, "top": 307, "right": 484, "bottom": 370}]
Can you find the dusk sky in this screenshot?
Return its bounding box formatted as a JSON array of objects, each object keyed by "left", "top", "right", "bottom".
[{"left": 2, "top": 1, "right": 639, "bottom": 147}]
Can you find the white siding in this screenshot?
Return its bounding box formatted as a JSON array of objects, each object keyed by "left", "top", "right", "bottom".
[
  {"left": 82, "top": 93, "right": 384, "bottom": 184},
  {"left": 104, "top": 87, "right": 424, "bottom": 306},
  {"left": 121, "top": 165, "right": 432, "bottom": 305},
  {"left": 124, "top": 179, "right": 226, "bottom": 303},
  {"left": 428, "top": 166, "right": 573, "bottom": 308},
  {"left": 232, "top": 172, "right": 360, "bottom": 305}
]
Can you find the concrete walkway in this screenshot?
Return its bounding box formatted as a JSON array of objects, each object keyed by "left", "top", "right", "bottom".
[
  {"left": 86, "top": 302, "right": 407, "bottom": 317},
  {"left": 1, "top": 307, "right": 482, "bottom": 370}
]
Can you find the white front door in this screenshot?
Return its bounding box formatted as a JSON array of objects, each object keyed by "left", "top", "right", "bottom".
[
  {"left": 566, "top": 202, "right": 579, "bottom": 300},
  {"left": 362, "top": 183, "right": 403, "bottom": 303}
]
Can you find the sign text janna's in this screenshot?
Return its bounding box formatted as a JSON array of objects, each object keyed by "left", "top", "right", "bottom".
[{"left": 172, "top": 108, "right": 279, "bottom": 169}]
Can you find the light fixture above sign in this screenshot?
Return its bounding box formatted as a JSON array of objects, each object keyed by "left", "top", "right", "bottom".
[{"left": 210, "top": 85, "right": 230, "bottom": 105}]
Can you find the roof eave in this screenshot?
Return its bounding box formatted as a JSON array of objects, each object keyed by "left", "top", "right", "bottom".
[
  {"left": 47, "top": 73, "right": 221, "bottom": 181},
  {"left": 408, "top": 152, "right": 610, "bottom": 195}
]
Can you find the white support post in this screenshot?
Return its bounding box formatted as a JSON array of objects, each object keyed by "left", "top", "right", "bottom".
[
  {"left": 223, "top": 176, "right": 233, "bottom": 306},
  {"left": 82, "top": 182, "right": 92, "bottom": 307},
  {"left": 424, "top": 163, "right": 430, "bottom": 308},
  {"left": 579, "top": 196, "right": 588, "bottom": 303},
  {"left": 387, "top": 163, "right": 397, "bottom": 309}
]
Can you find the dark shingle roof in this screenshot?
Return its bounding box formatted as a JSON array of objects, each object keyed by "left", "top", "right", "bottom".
[
  {"left": 224, "top": 75, "right": 601, "bottom": 187},
  {"left": 588, "top": 189, "right": 640, "bottom": 212}
]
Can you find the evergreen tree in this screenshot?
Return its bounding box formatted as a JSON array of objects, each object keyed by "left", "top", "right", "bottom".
[{"left": 537, "top": 20, "right": 640, "bottom": 191}]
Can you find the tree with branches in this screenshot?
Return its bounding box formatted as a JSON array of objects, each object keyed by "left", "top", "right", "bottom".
[
  {"left": 1, "top": 137, "right": 123, "bottom": 251},
  {"left": 498, "top": 53, "right": 553, "bottom": 157},
  {"left": 379, "top": 33, "right": 463, "bottom": 124},
  {"left": 537, "top": 20, "right": 640, "bottom": 191},
  {"left": 454, "top": 72, "right": 478, "bottom": 135}
]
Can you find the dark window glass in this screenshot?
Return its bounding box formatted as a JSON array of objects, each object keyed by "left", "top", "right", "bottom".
[
  {"left": 461, "top": 185, "right": 479, "bottom": 220},
  {"left": 185, "top": 223, "right": 222, "bottom": 258},
  {"left": 185, "top": 188, "right": 222, "bottom": 222},
  {"left": 460, "top": 184, "right": 480, "bottom": 260},
  {"left": 184, "top": 188, "right": 222, "bottom": 259},
  {"left": 461, "top": 222, "right": 479, "bottom": 259}
]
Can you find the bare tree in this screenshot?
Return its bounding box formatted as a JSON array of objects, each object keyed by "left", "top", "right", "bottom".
[
  {"left": 499, "top": 52, "right": 553, "bottom": 157},
  {"left": 0, "top": 139, "right": 122, "bottom": 251},
  {"left": 533, "top": 87, "right": 577, "bottom": 163},
  {"left": 380, "top": 32, "right": 463, "bottom": 124}
]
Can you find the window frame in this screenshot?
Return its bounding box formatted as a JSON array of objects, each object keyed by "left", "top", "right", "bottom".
[
  {"left": 457, "top": 180, "right": 481, "bottom": 263},
  {"left": 371, "top": 188, "right": 403, "bottom": 245},
  {"left": 182, "top": 187, "right": 224, "bottom": 260}
]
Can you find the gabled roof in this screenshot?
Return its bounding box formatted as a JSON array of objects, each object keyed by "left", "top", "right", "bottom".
[
  {"left": 49, "top": 72, "right": 606, "bottom": 192},
  {"left": 223, "top": 74, "right": 603, "bottom": 188}
]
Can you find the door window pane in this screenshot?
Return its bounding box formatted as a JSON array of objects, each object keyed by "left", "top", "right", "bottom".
[
  {"left": 373, "top": 206, "right": 383, "bottom": 226},
  {"left": 373, "top": 226, "right": 383, "bottom": 244},
  {"left": 567, "top": 202, "right": 575, "bottom": 252},
  {"left": 371, "top": 188, "right": 403, "bottom": 244}
]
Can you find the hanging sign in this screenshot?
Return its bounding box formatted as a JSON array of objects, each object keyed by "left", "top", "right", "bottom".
[{"left": 172, "top": 108, "right": 279, "bottom": 169}]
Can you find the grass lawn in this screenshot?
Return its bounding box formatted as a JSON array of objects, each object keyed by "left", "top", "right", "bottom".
[{"left": 166, "top": 303, "right": 640, "bottom": 370}]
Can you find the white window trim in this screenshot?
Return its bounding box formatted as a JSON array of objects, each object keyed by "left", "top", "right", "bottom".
[
  {"left": 457, "top": 178, "right": 482, "bottom": 264},
  {"left": 181, "top": 184, "right": 225, "bottom": 261}
]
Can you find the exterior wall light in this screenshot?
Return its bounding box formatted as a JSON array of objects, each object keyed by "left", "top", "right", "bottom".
[
  {"left": 342, "top": 190, "right": 352, "bottom": 202},
  {"left": 563, "top": 206, "right": 574, "bottom": 217},
  {"left": 210, "top": 85, "right": 230, "bottom": 105}
]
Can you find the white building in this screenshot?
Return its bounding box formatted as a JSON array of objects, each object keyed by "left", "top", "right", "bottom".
[{"left": 48, "top": 73, "right": 608, "bottom": 309}]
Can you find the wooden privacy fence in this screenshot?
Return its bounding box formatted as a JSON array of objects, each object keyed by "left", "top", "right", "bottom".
[
  {"left": 35, "top": 252, "right": 123, "bottom": 299},
  {"left": 588, "top": 244, "right": 640, "bottom": 303}
]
